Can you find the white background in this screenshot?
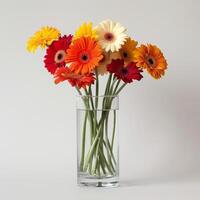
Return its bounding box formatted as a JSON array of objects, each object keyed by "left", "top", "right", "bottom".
[{"left": 0, "top": 0, "right": 200, "bottom": 199}]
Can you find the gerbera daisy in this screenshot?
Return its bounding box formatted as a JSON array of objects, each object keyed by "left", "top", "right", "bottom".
[
  {"left": 133, "top": 44, "right": 167, "bottom": 79},
  {"left": 95, "top": 19, "right": 128, "bottom": 52},
  {"left": 54, "top": 66, "right": 95, "bottom": 89},
  {"left": 44, "top": 35, "right": 73, "bottom": 74},
  {"left": 107, "top": 59, "right": 143, "bottom": 83},
  {"left": 73, "top": 22, "right": 97, "bottom": 41},
  {"left": 65, "top": 37, "right": 103, "bottom": 75},
  {"left": 119, "top": 38, "right": 138, "bottom": 65},
  {"left": 96, "top": 51, "right": 120, "bottom": 75},
  {"left": 27, "top": 26, "right": 61, "bottom": 52}
]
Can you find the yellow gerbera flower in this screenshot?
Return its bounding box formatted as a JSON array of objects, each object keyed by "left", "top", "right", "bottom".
[
  {"left": 119, "top": 38, "right": 138, "bottom": 65},
  {"left": 27, "top": 26, "right": 61, "bottom": 53},
  {"left": 73, "top": 22, "right": 97, "bottom": 41}
]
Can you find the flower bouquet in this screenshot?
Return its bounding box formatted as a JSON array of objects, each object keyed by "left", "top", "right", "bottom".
[{"left": 27, "top": 19, "right": 167, "bottom": 187}]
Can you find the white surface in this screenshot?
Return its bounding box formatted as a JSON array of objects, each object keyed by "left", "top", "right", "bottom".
[{"left": 0, "top": 0, "right": 200, "bottom": 199}]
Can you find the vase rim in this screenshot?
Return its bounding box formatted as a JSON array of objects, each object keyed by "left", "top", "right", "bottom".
[{"left": 76, "top": 94, "right": 119, "bottom": 98}]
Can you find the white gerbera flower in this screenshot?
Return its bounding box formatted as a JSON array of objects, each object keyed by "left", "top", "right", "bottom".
[{"left": 95, "top": 19, "right": 128, "bottom": 52}]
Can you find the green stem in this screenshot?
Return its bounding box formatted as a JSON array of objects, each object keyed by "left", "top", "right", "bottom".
[
  {"left": 99, "top": 149, "right": 114, "bottom": 174},
  {"left": 80, "top": 111, "right": 88, "bottom": 171},
  {"left": 97, "top": 74, "right": 113, "bottom": 127},
  {"left": 95, "top": 69, "right": 99, "bottom": 109},
  {"left": 115, "top": 83, "right": 127, "bottom": 95},
  {"left": 87, "top": 86, "right": 96, "bottom": 173},
  {"left": 93, "top": 70, "right": 99, "bottom": 172},
  {"left": 104, "top": 111, "right": 114, "bottom": 171},
  {"left": 75, "top": 86, "right": 82, "bottom": 95},
  {"left": 83, "top": 128, "right": 101, "bottom": 171},
  {"left": 100, "top": 159, "right": 106, "bottom": 174},
  {"left": 83, "top": 110, "right": 107, "bottom": 172},
  {"left": 93, "top": 137, "right": 101, "bottom": 173},
  {"left": 111, "top": 110, "right": 116, "bottom": 151},
  {"left": 113, "top": 80, "right": 121, "bottom": 94},
  {"left": 104, "top": 74, "right": 112, "bottom": 99},
  {"left": 79, "top": 89, "right": 94, "bottom": 173},
  {"left": 103, "top": 139, "right": 116, "bottom": 165},
  {"left": 109, "top": 77, "right": 117, "bottom": 94},
  {"left": 85, "top": 87, "right": 95, "bottom": 110}
]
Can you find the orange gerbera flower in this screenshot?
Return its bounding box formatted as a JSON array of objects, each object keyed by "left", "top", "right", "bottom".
[
  {"left": 133, "top": 44, "right": 167, "bottom": 79},
  {"left": 119, "top": 38, "right": 138, "bottom": 65},
  {"left": 54, "top": 66, "right": 95, "bottom": 89},
  {"left": 65, "top": 37, "right": 103, "bottom": 75}
]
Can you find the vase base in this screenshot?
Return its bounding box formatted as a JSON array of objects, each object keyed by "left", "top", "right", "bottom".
[{"left": 78, "top": 174, "right": 119, "bottom": 188}]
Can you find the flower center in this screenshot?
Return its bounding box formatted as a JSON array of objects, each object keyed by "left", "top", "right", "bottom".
[
  {"left": 146, "top": 56, "right": 156, "bottom": 68},
  {"left": 54, "top": 50, "right": 66, "bottom": 63},
  {"left": 123, "top": 52, "right": 128, "bottom": 58},
  {"left": 148, "top": 58, "right": 154, "bottom": 65},
  {"left": 121, "top": 67, "right": 128, "bottom": 74},
  {"left": 80, "top": 52, "right": 90, "bottom": 63},
  {"left": 104, "top": 32, "right": 114, "bottom": 42}
]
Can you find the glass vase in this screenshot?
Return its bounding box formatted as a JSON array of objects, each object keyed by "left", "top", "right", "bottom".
[{"left": 76, "top": 95, "right": 119, "bottom": 187}]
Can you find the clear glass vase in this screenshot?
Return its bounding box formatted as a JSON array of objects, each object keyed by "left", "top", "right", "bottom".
[{"left": 76, "top": 95, "right": 119, "bottom": 187}]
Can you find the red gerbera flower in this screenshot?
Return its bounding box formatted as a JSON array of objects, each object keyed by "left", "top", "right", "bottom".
[
  {"left": 107, "top": 59, "right": 143, "bottom": 83},
  {"left": 54, "top": 66, "right": 95, "bottom": 89},
  {"left": 44, "top": 35, "right": 73, "bottom": 74}
]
